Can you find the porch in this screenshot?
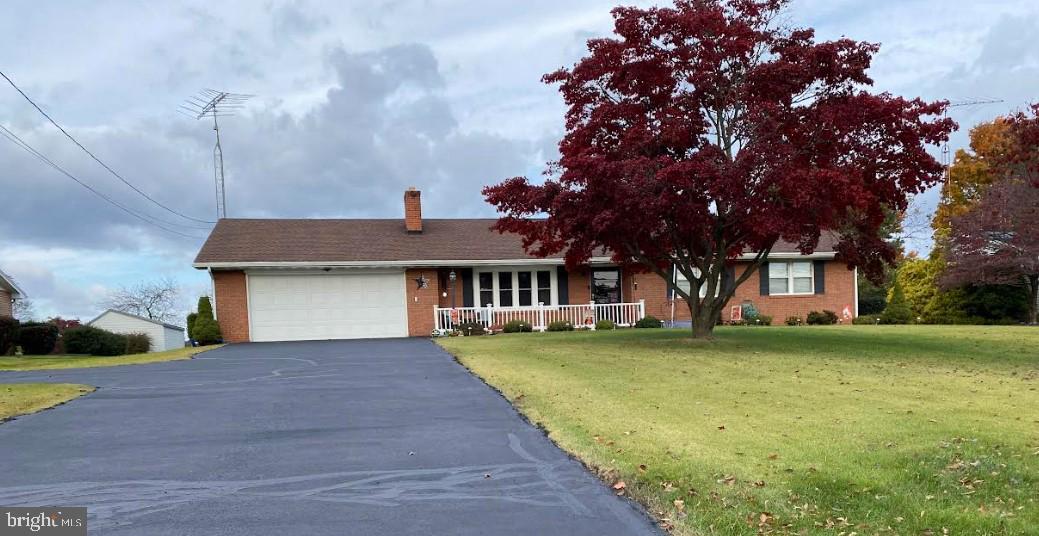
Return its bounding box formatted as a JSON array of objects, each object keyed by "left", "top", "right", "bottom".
[{"left": 434, "top": 300, "right": 646, "bottom": 332}]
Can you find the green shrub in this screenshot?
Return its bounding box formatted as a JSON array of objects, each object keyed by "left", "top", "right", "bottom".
[
  {"left": 186, "top": 312, "right": 198, "bottom": 340},
  {"left": 853, "top": 314, "right": 882, "bottom": 325},
  {"left": 785, "top": 315, "right": 802, "bottom": 326},
  {"left": 457, "top": 321, "right": 487, "bottom": 336},
  {"left": 546, "top": 320, "right": 574, "bottom": 332},
  {"left": 125, "top": 332, "right": 152, "bottom": 354},
  {"left": 0, "top": 317, "right": 20, "bottom": 355},
  {"left": 806, "top": 310, "right": 838, "bottom": 325},
  {"left": 502, "top": 320, "right": 533, "bottom": 333},
  {"left": 64, "top": 326, "right": 127, "bottom": 356},
  {"left": 635, "top": 315, "right": 663, "bottom": 328},
  {"left": 193, "top": 296, "right": 223, "bottom": 345},
  {"left": 751, "top": 315, "right": 772, "bottom": 326},
  {"left": 18, "top": 322, "right": 59, "bottom": 354},
  {"left": 880, "top": 280, "right": 913, "bottom": 324},
  {"left": 594, "top": 319, "right": 616, "bottom": 330},
  {"left": 740, "top": 302, "right": 760, "bottom": 320}
]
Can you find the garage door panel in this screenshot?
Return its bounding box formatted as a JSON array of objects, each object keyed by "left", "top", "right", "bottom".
[{"left": 248, "top": 273, "right": 408, "bottom": 342}]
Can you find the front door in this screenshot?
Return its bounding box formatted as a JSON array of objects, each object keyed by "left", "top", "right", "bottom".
[{"left": 590, "top": 269, "right": 621, "bottom": 304}]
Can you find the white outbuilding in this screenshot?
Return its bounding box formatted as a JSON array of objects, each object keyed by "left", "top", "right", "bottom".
[{"left": 87, "top": 309, "right": 185, "bottom": 352}]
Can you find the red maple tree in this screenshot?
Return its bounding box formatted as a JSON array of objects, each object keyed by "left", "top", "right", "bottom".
[
  {"left": 483, "top": 0, "right": 954, "bottom": 337},
  {"left": 944, "top": 106, "right": 1039, "bottom": 324}
]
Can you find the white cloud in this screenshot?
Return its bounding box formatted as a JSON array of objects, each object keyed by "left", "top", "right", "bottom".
[{"left": 2, "top": 0, "right": 1037, "bottom": 313}]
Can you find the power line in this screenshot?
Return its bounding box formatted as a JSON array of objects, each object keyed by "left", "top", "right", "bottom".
[
  {"left": 0, "top": 123, "right": 206, "bottom": 240},
  {"left": 0, "top": 70, "right": 217, "bottom": 225}
]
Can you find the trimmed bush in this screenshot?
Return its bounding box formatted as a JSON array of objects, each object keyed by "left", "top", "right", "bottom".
[
  {"left": 502, "top": 320, "right": 533, "bottom": 333},
  {"left": 853, "top": 314, "right": 882, "bottom": 325},
  {"left": 186, "top": 312, "right": 198, "bottom": 340},
  {"left": 594, "top": 319, "right": 616, "bottom": 330},
  {"left": 18, "top": 322, "right": 59, "bottom": 354},
  {"left": 546, "top": 320, "right": 574, "bottom": 332},
  {"left": 785, "top": 315, "right": 802, "bottom": 326},
  {"left": 635, "top": 315, "right": 663, "bottom": 328},
  {"left": 0, "top": 317, "right": 19, "bottom": 355},
  {"left": 457, "top": 321, "right": 487, "bottom": 336},
  {"left": 125, "top": 333, "right": 152, "bottom": 354},
  {"left": 64, "top": 326, "right": 128, "bottom": 356},
  {"left": 806, "top": 310, "right": 838, "bottom": 325},
  {"left": 751, "top": 315, "right": 772, "bottom": 326},
  {"left": 193, "top": 297, "right": 223, "bottom": 345}
]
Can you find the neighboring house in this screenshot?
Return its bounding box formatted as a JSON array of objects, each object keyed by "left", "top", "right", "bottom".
[
  {"left": 193, "top": 188, "right": 858, "bottom": 343},
  {"left": 0, "top": 268, "right": 26, "bottom": 318},
  {"left": 87, "top": 309, "right": 185, "bottom": 352}
]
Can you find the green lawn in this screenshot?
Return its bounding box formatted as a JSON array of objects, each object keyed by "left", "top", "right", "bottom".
[
  {"left": 0, "top": 345, "right": 220, "bottom": 371},
  {"left": 439, "top": 326, "right": 1039, "bottom": 535},
  {"left": 0, "top": 383, "right": 94, "bottom": 421}
]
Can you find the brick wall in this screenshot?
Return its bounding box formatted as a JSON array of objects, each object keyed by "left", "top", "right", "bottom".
[
  {"left": 0, "top": 289, "right": 11, "bottom": 317},
  {"left": 404, "top": 189, "right": 422, "bottom": 233},
  {"left": 632, "top": 260, "right": 857, "bottom": 324},
  {"left": 212, "top": 270, "right": 250, "bottom": 343},
  {"left": 566, "top": 268, "right": 591, "bottom": 304},
  {"left": 406, "top": 268, "right": 441, "bottom": 336}
]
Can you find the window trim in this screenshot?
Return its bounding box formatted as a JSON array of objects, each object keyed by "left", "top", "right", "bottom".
[
  {"left": 673, "top": 267, "right": 718, "bottom": 299},
  {"left": 473, "top": 266, "right": 559, "bottom": 307},
  {"left": 768, "top": 261, "right": 815, "bottom": 296}
]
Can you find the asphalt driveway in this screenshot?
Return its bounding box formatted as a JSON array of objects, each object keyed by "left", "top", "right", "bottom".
[{"left": 0, "top": 339, "right": 660, "bottom": 535}]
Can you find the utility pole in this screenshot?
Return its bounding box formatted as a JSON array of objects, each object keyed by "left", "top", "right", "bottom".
[{"left": 180, "top": 89, "right": 252, "bottom": 219}]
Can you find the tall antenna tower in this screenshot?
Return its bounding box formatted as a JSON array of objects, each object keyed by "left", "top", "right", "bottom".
[
  {"left": 941, "top": 98, "right": 1003, "bottom": 177},
  {"left": 181, "top": 89, "right": 252, "bottom": 219}
]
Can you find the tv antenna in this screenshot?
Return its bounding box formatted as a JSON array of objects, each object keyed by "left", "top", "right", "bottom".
[
  {"left": 941, "top": 98, "right": 1003, "bottom": 175},
  {"left": 180, "top": 89, "right": 253, "bottom": 219}
]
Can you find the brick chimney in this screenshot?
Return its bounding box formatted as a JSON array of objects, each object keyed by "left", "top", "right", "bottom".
[{"left": 404, "top": 187, "right": 422, "bottom": 233}]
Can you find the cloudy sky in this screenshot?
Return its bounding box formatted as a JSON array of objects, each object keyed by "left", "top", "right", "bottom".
[{"left": 2, "top": 0, "right": 1037, "bottom": 322}]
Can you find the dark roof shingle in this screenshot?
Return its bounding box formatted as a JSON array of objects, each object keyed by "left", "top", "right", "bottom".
[{"left": 194, "top": 218, "right": 836, "bottom": 265}]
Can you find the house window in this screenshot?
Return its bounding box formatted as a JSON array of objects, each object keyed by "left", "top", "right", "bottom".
[
  {"left": 769, "top": 261, "right": 814, "bottom": 295},
  {"left": 518, "top": 271, "right": 533, "bottom": 306},
  {"left": 537, "top": 271, "right": 551, "bottom": 305},
  {"left": 498, "top": 272, "right": 513, "bottom": 306},
  {"left": 675, "top": 268, "right": 709, "bottom": 299},
  {"left": 591, "top": 269, "right": 621, "bottom": 304},
  {"left": 479, "top": 273, "right": 493, "bottom": 306}
]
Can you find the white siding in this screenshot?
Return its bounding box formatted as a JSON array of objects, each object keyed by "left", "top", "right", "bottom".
[{"left": 89, "top": 311, "right": 184, "bottom": 352}]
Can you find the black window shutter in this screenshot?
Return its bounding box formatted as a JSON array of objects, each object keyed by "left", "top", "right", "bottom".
[
  {"left": 461, "top": 268, "right": 474, "bottom": 307},
  {"left": 813, "top": 260, "right": 826, "bottom": 294},
  {"left": 666, "top": 265, "right": 674, "bottom": 299},
  {"left": 759, "top": 262, "right": 770, "bottom": 296},
  {"left": 556, "top": 266, "right": 569, "bottom": 305},
  {"left": 722, "top": 266, "right": 735, "bottom": 294}
]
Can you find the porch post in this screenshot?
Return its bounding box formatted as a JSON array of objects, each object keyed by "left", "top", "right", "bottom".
[
  {"left": 484, "top": 303, "right": 494, "bottom": 328},
  {"left": 639, "top": 299, "right": 645, "bottom": 321},
  {"left": 537, "top": 302, "right": 546, "bottom": 331},
  {"left": 589, "top": 300, "right": 596, "bottom": 330}
]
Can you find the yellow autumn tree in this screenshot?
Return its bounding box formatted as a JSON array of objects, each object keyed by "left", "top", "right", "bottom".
[{"left": 931, "top": 118, "right": 1010, "bottom": 242}]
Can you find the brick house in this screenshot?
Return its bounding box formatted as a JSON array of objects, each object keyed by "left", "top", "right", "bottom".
[
  {"left": 193, "top": 189, "right": 858, "bottom": 343},
  {"left": 0, "top": 268, "right": 26, "bottom": 318}
]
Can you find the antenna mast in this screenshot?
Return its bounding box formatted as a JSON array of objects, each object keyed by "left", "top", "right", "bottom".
[
  {"left": 181, "top": 89, "right": 252, "bottom": 219},
  {"left": 941, "top": 98, "right": 1003, "bottom": 176}
]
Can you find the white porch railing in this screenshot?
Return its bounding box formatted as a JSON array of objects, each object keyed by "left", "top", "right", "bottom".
[{"left": 434, "top": 300, "right": 646, "bottom": 332}]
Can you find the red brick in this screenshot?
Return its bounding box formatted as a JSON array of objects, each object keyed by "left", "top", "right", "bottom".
[{"left": 212, "top": 270, "right": 250, "bottom": 343}]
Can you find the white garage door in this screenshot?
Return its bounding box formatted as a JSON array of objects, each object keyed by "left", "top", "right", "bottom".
[{"left": 248, "top": 272, "right": 409, "bottom": 342}]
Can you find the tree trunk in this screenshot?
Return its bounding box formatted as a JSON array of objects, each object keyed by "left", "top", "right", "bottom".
[
  {"left": 1028, "top": 274, "right": 1038, "bottom": 325},
  {"left": 688, "top": 300, "right": 718, "bottom": 338}
]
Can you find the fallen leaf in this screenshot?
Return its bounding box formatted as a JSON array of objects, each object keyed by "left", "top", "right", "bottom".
[
  {"left": 673, "top": 499, "right": 685, "bottom": 512},
  {"left": 613, "top": 481, "right": 627, "bottom": 491},
  {"left": 638, "top": 464, "right": 647, "bottom": 473},
  {"left": 753, "top": 480, "right": 766, "bottom": 487},
  {"left": 717, "top": 425, "right": 726, "bottom": 430},
  {"left": 767, "top": 453, "right": 779, "bottom": 460}
]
